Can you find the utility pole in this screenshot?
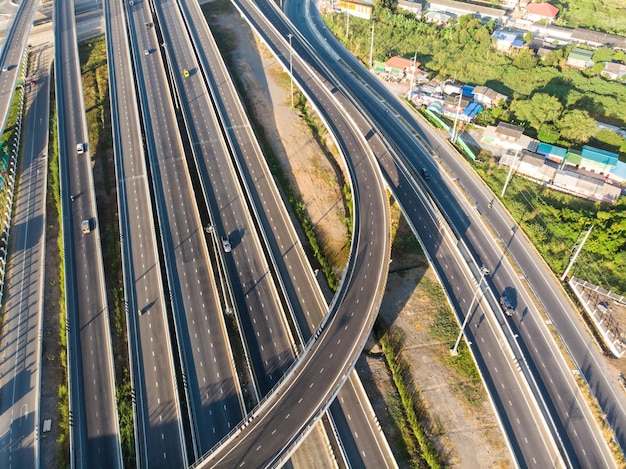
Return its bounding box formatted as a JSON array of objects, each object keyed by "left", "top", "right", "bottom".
[
  {"left": 409, "top": 51, "right": 417, "bottom": 92},
  {"left": 501, "top": 148, "right": 520, "bottom": 197},
  {"left": 561, "top": 225, "right": 593, "bottom": 281},
  {"left": 345, "top": 9, "right": 350, "bottom": 38},
  {"left": 369, "top": 22, "right": 375, "bottom": 69},
  {"left": 450, "top": 91, "right": 463, "bottom": 143},
  {"left": 288, "top": 33, "right": 294, "bottom": 108},
  {"left": 451, "top": 267, "right": 489, "bottom": 356}
]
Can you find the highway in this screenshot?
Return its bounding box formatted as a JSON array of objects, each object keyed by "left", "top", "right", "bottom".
[
  {"left": 0, "top": 0, "right": 38, "bottom": 137},
  {"left": 285, "top": 2, "right": 616, "bottom": 467},
  {"left": 191, "top": 2, "right": 391, "bottom": 466},
  {"left": 175, "top": 1, "right": 396, "bottom": 465},
  {"left": 104, "top": 0, "right": 186, "bottom": 465},
  {"left": 53, "top": 0, "right": 122, "bottom": 466},
  {"left": 0, "top": 43, "right": 50, "bottom": 469},
  {"left": 126, "top": 0, "right": 245, "bottom": 457},
  {"left": 228, "top": 0, "right": 567, "bottom": 466},
  {"left": 158, "top": 0, "right": 295, "bottom": 401}
]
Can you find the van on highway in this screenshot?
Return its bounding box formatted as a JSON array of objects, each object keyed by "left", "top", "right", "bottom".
[{"left": 76, "top": 143, "right": 84, "bottom": 154}]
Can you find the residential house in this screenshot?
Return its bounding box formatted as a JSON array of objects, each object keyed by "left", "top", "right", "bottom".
[
  {"left": 385, "top": 56, "right": 420, "bottom": 81},
  {"left": 564, "top": 145, "right": 618, "bottom": 175},
  {"left": 501, "top": 149, "right": 558, "bottom": 184},
  {"left": 566, "top": 47, "right": 594, "bottom": 70},
  {"left": 609, "top": 161, "right": 626, "bottom": 184},
  {"left": 472, "top": 86, "right": 508, "bottom": 108},
  {"left": 524, "top": 2, "right": 559, "bottom": 23},
  {"left": 443, "top": 94, "right": 471, "bottom": 114},
  {"left": 423, "top": 10, "right": 456, "bottom": 25},
  {"left": 601, "top": 62, "right": 626, "bottom": 81},
  {"left": 492, "top": 29, "right": 525, "bottom": 53},
  {"left": 553, "top": 169, "right": 622, "bottom": 203},
  {"left": 336, "top": 0, "right": 373, "bottom": 19},
  {"left": 499, "top": 148, "right": 622, "bottom": 203},
  {"left": 481, "top": 122, "right": 538, "bottom": 151},
  {"left": 442, "top": 81, "right": 463, "bottom": 96},
  {"left": 426, "top": 0, "right": 506, "bottom": 23},
  {"left": 536, "top": 142, "right": 567, "bottom": 164},
  {"left": 537, "top": 42, "right": 559, "bottom": 59},
  {"left": 571, "top": 28, "right": 626, "bottom": 50},
  {"left": 397, "top": 0, "right": 423, "bottom": 16}
]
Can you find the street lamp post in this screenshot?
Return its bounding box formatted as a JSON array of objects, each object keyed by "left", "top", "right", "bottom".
[
  {"left": 288, "top": 33, "right": 294, "bottom": 108},
  {"left": 451, "top": 266, "right": 489, "bottom": 356}
]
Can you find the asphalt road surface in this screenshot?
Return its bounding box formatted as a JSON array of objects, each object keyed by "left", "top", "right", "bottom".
[
  {"left": 54, "top": 0, "right": 122, "bottom": 465},
  {"left": 0, "top": 44, "right": 50, "bottom": 469}
]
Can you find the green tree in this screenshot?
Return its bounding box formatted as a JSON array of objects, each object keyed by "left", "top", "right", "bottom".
[
  {"left": 557, "top": 110, "right": 597, "bottom": 142},
  {"left": 538, "top": 123, "right": 560, "bottom": 143},
  {"left": 593, "top": 46, "right": 615, "bottom": 63},
  {"left": 374, "top": 0, "right": 396, "bottom": 12},
  {"left": 513, "top": 49, "right": 537, "bottom": 70},
  {"left": 513, "top": 93, "right": 563, "bottom": 129},
  {"left": 523, "top": 31, "right": 534, "bottom": 43}
]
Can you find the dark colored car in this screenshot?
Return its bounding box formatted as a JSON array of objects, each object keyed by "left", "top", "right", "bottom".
[{"left": 500, "top": 295, "right": 515, "bottom": 317}]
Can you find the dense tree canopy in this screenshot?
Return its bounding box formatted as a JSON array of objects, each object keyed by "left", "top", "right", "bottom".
[
  {"left": 513, "top": 93, "right": 563, "bottom": 129},
  {"left": 557, "top": 110, "right": 597, "bottom": 143}
]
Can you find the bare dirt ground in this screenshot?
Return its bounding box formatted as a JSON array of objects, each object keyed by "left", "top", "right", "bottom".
[{"left": 211, "top": 5, "right": 511, "bottom": 467}]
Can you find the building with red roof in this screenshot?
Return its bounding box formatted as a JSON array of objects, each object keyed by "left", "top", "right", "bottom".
[{"left": 524, "top": 2, "right": 559, "bottom": 23}]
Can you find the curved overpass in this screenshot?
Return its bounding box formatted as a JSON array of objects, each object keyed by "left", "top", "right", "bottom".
[{"left": 193, "top": 5, "right": 391, "bottom": 467}]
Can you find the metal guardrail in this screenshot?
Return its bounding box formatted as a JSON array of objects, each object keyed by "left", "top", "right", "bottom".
[{"left": 0, "top": 53, "right": 27, "bottom": 307}]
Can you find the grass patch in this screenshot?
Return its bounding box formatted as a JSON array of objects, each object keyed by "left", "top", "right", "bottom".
[
  {"left": 375, "top": 321, "right": 444, "bottom": 468},
  {"left": 426, "top": 279, "right": 484, "bottom": 408},
  {"left": 47, "top": 69, "right": 70, "bottom": 466}
]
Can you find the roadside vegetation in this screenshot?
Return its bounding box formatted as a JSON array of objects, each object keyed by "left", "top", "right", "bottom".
[
  {"left": 78, "top": 36, "right": 135, "bottom": 465},
  {"left": 47, "top": 73, "right": 70, "bottom": 467},
  {"left": 325, "top": 8, "right": 626, "bottom": 295},
  {"left": 552, "top": 0, "right": 626, "bottom": 36},
  {"left": 325, "top": 10, "right": 626, "bottom": 147},
  {"left": 473, "top": 161, "right": 626, "bottom": 291},
  {"left": 375, "top": 323, "right": 443, "bottom": 468},
  {"left": 371, "top": 199, "right": 492, "bottom": 466}
]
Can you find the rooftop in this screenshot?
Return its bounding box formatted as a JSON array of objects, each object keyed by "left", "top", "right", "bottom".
[
  {"left": 581, "top": 145, "right": 619, "bottom": 166},
  {"left": 525, "top": 2, "right": 559, "bottom": 19},
  {"left": 386, "top": 56, "right": 417, "bottom": 70},
  {"left": 568, "top": 47, "right": 594, "bottom": 61},
  {"left": 495, "top": 122, "right": 524, "bottom": 139}
]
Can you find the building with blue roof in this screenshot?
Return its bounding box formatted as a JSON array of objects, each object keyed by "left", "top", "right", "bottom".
[
  {"left": 567, "top": 145, "right": 619, "bottom": 174},
  {"left": 492, "top": 29, "right": 525, "bottom": 53},
  {"left": 609, "top": 161, "right": 626, "bottom": 183},
  {"left": 536, "top": 142, "right": 568, "bottom": 163}
]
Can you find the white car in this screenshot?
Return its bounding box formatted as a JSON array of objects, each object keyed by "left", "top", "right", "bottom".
[
  {"left": 76, "top": 143, "right": 84, "bottom": 154},
  {"left": 221, "top": 236, "right": 232, "bottom": 253},
  {"left": 144, "top": 49, "right": 150, "bottom": 56}
]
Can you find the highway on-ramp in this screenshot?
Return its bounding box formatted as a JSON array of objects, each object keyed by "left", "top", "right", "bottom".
[
  {"left": 0, "top": 0, "right": 38, "bottom": 137},
  {"left": 191, "top": 6, "right": 391, "bottom": 468},
  {"left": 232, "top": 0, "right": 567, "bottom": 466},
  {"left": 287, "top": 3, "right": 616, "bottom": 466}
]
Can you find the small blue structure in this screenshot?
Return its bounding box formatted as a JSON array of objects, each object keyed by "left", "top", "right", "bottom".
[{"left": 536, "top": 142, "right": 568, "bottom": 163}]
